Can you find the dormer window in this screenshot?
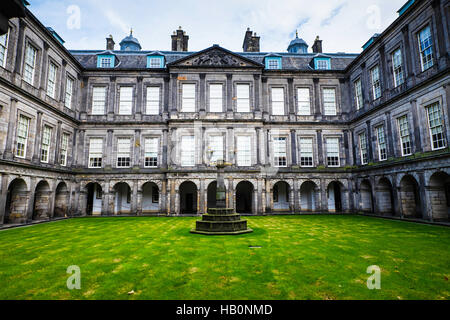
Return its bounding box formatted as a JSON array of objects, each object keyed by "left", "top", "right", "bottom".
[
  {"left": 97, "top": 54, "right": 115, "bottom": 68},
  {"left": 265, "top": 57, "right": 282, "bottom": 70},
  {"left": 314, "top": 58, "right": 331, "bottom": 70},
  {"left": 147, "top": 55, "right": 164, "bottom": 68}
]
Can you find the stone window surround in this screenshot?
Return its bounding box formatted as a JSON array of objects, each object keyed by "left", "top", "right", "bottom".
[
  {"left": 368, "top": 61, "right": 381, "bottom": 101},
  {"left": 234, "top": 132, "right": 256, "bottom": 166},
  {"left": 116, "top": 83, "right": 136, "bottom": 115},
  {"left": 88, "top": 83, "right": 109, "bottom": 115},
  {"left": 141, "top": 134, "right": 162, "bottom": 168},
  {"left": 205, "top": 132, "right": 226, "bottom": 164},
  {"left": 353, "top": 76, "right": 364, "bottom": 110},
  {"left": 60, "top": 129, "right": 72, "bottom": 166},
  {"left": 411, "top": 19, "right": 437, "bottom": 75},
  {"left": 421, "top": 95, "right": 447, "bottom": 151},
  {"left": 294, "top": 84, "right": 314, "bottom": 116},
  {"left": 356, "top": 128, "right": 368, "bottom": 165},
  {"left": 40, "top": 119, "right": 55, "bottom": 163},
  {"left": 143, "top": 82, "right": 163, "bottom": 115},
  {"left": 205, "top": 80, "right": 226, "bottom": 113},
  {"left": 22, "top": 37, "right": 41, "bottom": 87},
  {"left": 297, "top": 134, "right": 317, "bottom": 167},
  {"left": 268, "top": 84, "right": 288, "bottom": 116},
  {"left": 177, "top": 81, "right": 199, "bottom": 113},
  {"left": 371, "top": 119, "right": 388, "bottom": 161},
  {"left": 45, "top": 57, "right": 60, "bottom": 100},
  {"left": 14, "top": 108, "right": 35, "bottom": 160},
  {"left": 393, "top": 111, "right": 413, "bottom": 157},
  {"left": 86, "top": 135, "right": 105, "bottom": 168},
  {"left": 323, "top": 134, "right": 343, "bottom": 167},
  {"left": 64, "top": 73, "right": 76, "bottom": 109},
  {"left": 114, "top": 135, "right": 134, "bottom": 168},
  {"left": 176, "top": 129, "right": 196, "bottom": 166},
  {"left": 268, "top": 131, "right": 291, "bottom": 167},
  {"left": 320, "top": 85, "right": 340, "bottom": 116},
  {"left": 233, "top": 81, "right": 254, "bottom": 113},
  {"left": 388, "top": 44, "right": 406, "bottom": 88}
]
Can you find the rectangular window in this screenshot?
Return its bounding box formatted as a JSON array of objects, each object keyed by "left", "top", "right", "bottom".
[
  {"left": 146, "top": 87, "right": 160, "bottom": 115},
  {"left": 299, "top": 137, "right": 314, "bottom": 167},
  {"left": 426, "top": 102, "right": 446, "bottom": 150},
  {"left": 315, "top": 59, "right": 330, "bottom": 70},
  {"left": 88, "top": 138, "right": 103, "bottom": 168},
  {"left": 418, "top": 25, "right": 434, "bottom": 71},
  {"left": 209, "top": 84, "right": 223, "bottom": 112},
  {"left": 236, "top": 136, "right": 251, "bottom": 166},
  {"left": 0, "top": 29, "right": 9, "bottom": 67},
  {"left": 354, "top": 79, "right": 363, "bottom": 110},
  {"left": 236, "top": 84, "right": 250, "bottom": 112},
  {"left": 208, "top": 135, "right": 224, "bottom": 162},
  {"left": 60, "top": 133, "right": 69, "bottom": 166},
  {"left": 392, "top": 49, "right": 404, "bottom": 87},
  {"left": 16, "top": 115, "right": 30, "bottom": 158},
  {"left": 323, "top": 88, "right": 337, "bottom": 116},
  {"left": 397, "top": 115, "right": 412, "bottom": 156},
  {"left": 359, "top": 132, "right": 368, "bottom": 165},
  {"left": 65, "top": 77, "right": 74, "bottom": 109},
  {"left": 273, "top": 137, "right": 287, "bottom": 167},
  {"left": 297, "top": 88, "right": 311, "bottom": 115},
  {"left": 92, "top": 87, "right": 106, "bottom": 115},
  {"left": 46, "top": 62, "right": 57, "bottom": 98},
  {"left": 149, "top": 58, "right": 162, "bottom": 68},
  {"left": 371, "top": 65, "right": 381, "bottom": 100},
  {"left": 181, "top": 83, "right": 196, "bottom": 112},
  {"left": 23, "top": 43, "right": 37, "bottom": 85},
  {"left": 100, "top": 57, "right": 111, "bottom": 68},
  {"left": 267, "top": 59, "right": 280, "bottom": 70},
  {"left": 118, "top": 86, "right": 133, "bottom": 115},
  {"left": 376, "top": 126, "right": 387, "bottom": 161},
  {"left": 181, "top": 135, "right": 195, "bottom": 166},
  {"left": 326, "top": 137, "right": 340, "bottom": 167},
  {"left": 116, "top": 138, "right": 131, "bottom": 167},
  {"left": 40, "top": 125, "right": 52, "bottom": 163},
  {"left": 144, "top": 137, "right": 158, "bottom": 167},
  {"left": 271, "top": 87, "right": 285, "bottom": 115}
]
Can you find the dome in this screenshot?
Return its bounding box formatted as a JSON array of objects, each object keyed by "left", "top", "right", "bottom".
[
  {"left": 287, "top": 31, "right": 308, "bottom": 53},
  {"left": 119, "top": 30, "right": 142, "bottom": 51}
]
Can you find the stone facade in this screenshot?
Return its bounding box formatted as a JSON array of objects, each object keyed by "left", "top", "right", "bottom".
[{"left": 0, "top": 0, "right": 449, "bottom": 225}]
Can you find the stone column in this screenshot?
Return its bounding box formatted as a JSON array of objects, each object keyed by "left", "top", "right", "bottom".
[
  {"left": 131, "top": 180, "right": 138, "bottom": 214},
  {"left": 39, "top": 42, "right": 49, "bottom": 94},
  {"left": 162, "top": 129, "right": 168, "bottom": 168},
  {"left": 26, "top": 177, "right": 36, "bottom": 222},
  {"left": 3, "top": 98, "right": 18, "bottom": 159},
  {"left": 417, "top": 171, "right": 429, "bottom": 220},
  {"left": 343, "top": 130, "right": 351, "bottom": 166},
  {"left": 255, "top": 127, "right": 261, "bottom": 165},
  {"left": 163, "top": 76, "right": 170, "bottom": 114},
  {"left": 135, "top": 76, "right": 143, "bottom": 119},
  {"left": 257, "top": 178, "right": 263, "bottom": 214},
  {"left": 134, "top": 129, "right": 141, "bottom": 168},
  {"left": 0, "top": 174, "right": 8, "bottom": 224},
  {"left": 316, "top": 130, "right": 323, "bottom": 165},
  {"left": 265, "top": 179, "right": 271, "bottom": 213},
  {"left": 378, "top": 45, "right": 388, "bottom": 100},
  {"left": 53, "top": 121, "right": 62, "bottom": 165},
  {"left": 265, "top": 129, "right": 270, "bottom": 165},
  {"left": 14, "top": 19, "right": 27, "bottom": 75},
  {"left": 320, "top": 178, "right": 327, "bottom": 212},
  {"left": 253, "top": 74, "right": 261, "bottom": 112},
  {"left": 261, "top": 77, "right": 268, "bottom": 116},
  {"left": 293, "top": 179, "right": 300, "bottom": 214},
  {"left": 108, "top": 76, "right": 116, "bottom": 120},
  {"left": 313, "top": 78, "right": 321, "bottom": 117},
  {"left": 161, "top": 180, "right": 167, "bottom": 214},
  {"left": 105, "top": 129, "right": 113, "bottom": 169},
  {"left": 199, "top": 179, "right": 205, "bottom": 214},
  {"left": 347, "top": 179, "right": 355, "bottom": 212},
  {"left": 59, "top": 59, "right": 67, "bottom": 105},
  {"left": 226, "top": 74, "right": 233, "bottom": 112},
  {"left": 77, "top": 129, "right": 85, "bottom": 168},
  {"left": 385, "top": 111, "right": 394, "bottom": 158},
  {"left": 288, "top": 78, "right": 295, "bottom": 116},
  {"left": 227, "top": 127, "right": 234, "bottom": 164},
  {"left": 170, "top": 180, "right": 176, "bottom": 215},
  {"left": 410, "top": 99, "right": 422, "bottom": 153},
  {"left": 79, "top": 77, "right": 88, "bottom": 120},
  {"left": 290, "top": 129, "right": 297, "bottom": 165},
  {"left": 170, "top": 73, "right": 178, "bottom": 113},
  {"left": 401, "top": 25, "right": 415, "bottom": 86},
  {"left": 136, "top": 187, "right": 143, "bottom": 215},
  {"left": 32, "top": 111, "right": 43, "bottom": 163},
  {"left": 431, "top": 0, "right": 447, "bottom": 65},
  {"left": 366, "top": 120, "right": 373, "bottom": 162},
  {"left": 199, "top": 73, "right": 206, "bottom": 112}
]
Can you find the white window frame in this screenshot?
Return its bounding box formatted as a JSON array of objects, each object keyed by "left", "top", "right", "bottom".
[
  {"left": 297, "top": 88, "right": 311, "bottom": 115},
  {"left": 144, "top": 137, "right": 159, "bottom": 168},
  {"left": 23, "top": 43, "right": 37, "bottom": 85},
  {"left": 40, "top": 125, "right": 52, "bottom": 163},
  {"left": 392, "top": 49, "right": 404, "bottom": 87},
  {"left": 426, "top": 102, "right": 446, "bottom": 150},
  {"left": 236, "top": 84, "right": 250, "bottom": 112},
  {"left": 60, "top": 133, "right": 69, "bottom": 166},
  {"left": 323, "top": 88, "right": 337, "bottom": 116},
  {"left": 146, "top": 86, "right": 160, "bottom": 115},
  {"left": 0, "top": 28, "right": 9, "bottom": 68},
  {"left": 267, "top": 59, "right": 280, "bottom": 70},
  {"left": 16, "top": 115, "right": 30, "bottom": 158},
  {"left": 397, "top": 115, "right": 412, "bottom": 156},
  {"left": 92, "top": 86, "right": 106, "bottom": 115},
  {"left": 354, "top": 79, "right": 363, "bottom": 110},
  {"left": 371, "top": 65, "right": 381, "bottom": 100},
  {"left": 116, "top": 137, "right": 131, "bottom": 167},
  {"left": 65, "top": 76, "right": 74, "bottom": 109},
  {"left": 118, "top": 86, "right": 133, "bottom": 115},
  {"left": 181, "top": 135, "right": 195, "bottom": 166},
  {"left": 376, "top": 126, "right": 387, "bottom": 161},
  {"left": 88, "top": 138, "right": 103, "bottom": 168},
  {"left": 209, "top": 84, "right": 223, "bottom": 113},
  {"left": 46, "top": 62, "right": 58, "bottom": 99},
  {"left": 299, "top": 137, "right": 314, "bottom": 167},
  {"left": 273, "top": 136, "right": 287, "bottom": 167},
  {"left": 418, "top": 25, "right": 434, "bottom": 72},
  {"left": 326, "top": 137, "right": 340, "bottom": 167},
  {"left": 181, "top": 83, "right": 196, "bottom": 112},
  {"left": 236, "top": 135, "right": 251, "bottom": 166},
  {"left": 100, "top": 57, "right": 111, "bottom": 68},
  {"left": 149, "top": 57, "right": 162, "bottom": 68},
  {"left": 359, "top": 132, "right": 368, "bottom": 165},
  {"left": 208, "top": 135, "right": 224, "bottom": 163},
  {"left": 271, "top": 87, "right": 285, "bottom": 116}
]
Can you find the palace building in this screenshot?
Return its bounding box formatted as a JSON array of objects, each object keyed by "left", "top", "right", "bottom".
[{"left": 0, "top": 0, "right": 449, "bottom": 225}]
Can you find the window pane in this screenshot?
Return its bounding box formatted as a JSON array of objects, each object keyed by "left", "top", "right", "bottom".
[
  {"left": 323, "top": 88, "right": 337, "bottom": 115},
  {"left": 117, "top": 138, "right": 131, "bottom": 167},
  {"left": 236, "top": 136, "right": 251, "bottom": 166},
  {"left": 145, "top": 137, "right": 158, "bottom": 167},
  {"left": 209, "top": 135, "right": 223, "bottom": 162},
  {"left": 236, "top": 84, "right": 250, "bottom": 112},
  {"left": 271, "top": 88, "right": 285, "bottom": 115},
  {"left": 182, "top": 84, "right": 196, "bottom": 112},
  {"left": 119, "top": 87, "right": 133, "bottom": 115},
  {"left": 297, "top": 88, "right": 311, "bottom": 115},
  {"left": 146, "top": 87, "right": 160, "bottom": 115},
  {"left": 209, "top": 84, "right": 223, "bottom": 112},
  {"left": 89, "top": 138, "right": 103, "bottom": 167},
  {"left": 181, "top": 135, "right": 195, "bottom": 166},
  {"left": 326, "top": 138, "right": 340, "bottom": 166},
  {"left": 426, "top": 102, "right": 445, "bottom": 150},
  {"left": 299, "top": 137, "right": 313, "bottom": 167},
  {"left": 273, "top": 137, "right": 287, "bottom": 167},
  {"left": 92, "top": 87, "right": 106, "bottom": 115}
]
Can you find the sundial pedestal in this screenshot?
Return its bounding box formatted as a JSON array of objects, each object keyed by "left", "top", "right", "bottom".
[{"left": 190, "top": 160, "right": 253, "bottom": 235}]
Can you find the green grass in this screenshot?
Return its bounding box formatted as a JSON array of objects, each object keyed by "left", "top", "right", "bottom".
[{"left": 0, "top": 215, "right": 449, "bottom": 300}]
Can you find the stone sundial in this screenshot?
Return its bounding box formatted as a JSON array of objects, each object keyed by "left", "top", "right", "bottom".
[{"left": 190, "top": 159, "right": 253, "bottom": 235}]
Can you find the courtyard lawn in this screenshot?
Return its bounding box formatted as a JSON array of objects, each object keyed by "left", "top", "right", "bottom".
[{"left": 0, "top": 215, "right": 449, "bottom": 300}]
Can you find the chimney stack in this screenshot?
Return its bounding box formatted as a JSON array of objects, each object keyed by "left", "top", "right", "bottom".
[
  {"left": 171, "top": 26, "right": 189, "bottom": 51},
  {"left": 243, "top": 28, "right": 260, "bottom": 52},
  {"left": 106, "top": 35, "right": 115, "bottom": 51},
  {"left": 312, "top": 36, "right": 322, "bottom": 53}
]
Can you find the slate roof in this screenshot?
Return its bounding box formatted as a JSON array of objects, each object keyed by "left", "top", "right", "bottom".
[{"left": 69, "top": 46, "right": 358, "bottom": 71}]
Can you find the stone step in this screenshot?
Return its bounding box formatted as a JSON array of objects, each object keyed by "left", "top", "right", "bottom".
[
  {"left": 202, "top": 214, "right": 242, "bottom": 221},
  {"left": 195, "top": 220, "right": 249, "bottom": 233},
  {"left": 207, "top": 208, "right": 235, "bottom": 215}
]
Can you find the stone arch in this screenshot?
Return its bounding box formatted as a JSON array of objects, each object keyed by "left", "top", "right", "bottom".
[
  {"left": 235, "top": 180, "right": 254, "bottom": 214},
  {"left": 399, "top": 174, "right": 422, "bottom": 219},
  {"left": 142, "top": 181, "right": 160, "bottom": 213},
  {"left": 272, "top": 181, "right": 290, "bottom": 211},
  {"left": 4, "top": 178, "right": 29, "bottom": 224},
  {"left": 300, "top": 180, "right": 319, "bottom": 212},
  {"left": 33, "top": 180, "right": 51, "bottom": 220},
  {"left": 84, "top": 182, "right": 103, "bottom": 216},
  {"left": 179, "top": 181, "right": 198, "bottom": 214},
  {"left": 327, "top": 180, "right": 344, "bottom": 212},
  {"left": 207, "top": 181, "right": 217, "bottom": 209},
  {"left": 175, "top": 179, "right": 200, "bottom": 192},
  {"left": 54, "top": 181, "right": 69, "bottom": 217},
  {"left": 428, "top": 171, "right": 450, "bottom": 221},
  {"left": 113, "top": 182, "right": 132, "bottom": 215},
  {"left": 359, "top": 179, "right": 374, "bottom": 213},
  {"left": 376, "top": 177, "right": 395, "bottom": 216}
]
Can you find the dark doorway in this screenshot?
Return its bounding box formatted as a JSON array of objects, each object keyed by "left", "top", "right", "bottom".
[
  {"left": 180, "top": 181, "right": 197, "bottom": 214},
  {"left": 236, "top": 181, "right": 254, "bottom": 214}
]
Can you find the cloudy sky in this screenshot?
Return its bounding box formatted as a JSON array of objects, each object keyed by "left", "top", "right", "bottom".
[{"left": 29, "top": 0, "right": 407, "bottom": 54}]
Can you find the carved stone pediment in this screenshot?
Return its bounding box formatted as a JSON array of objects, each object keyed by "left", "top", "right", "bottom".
[{"left": 170, "top": 46, "right": 262, "bottom": 68}]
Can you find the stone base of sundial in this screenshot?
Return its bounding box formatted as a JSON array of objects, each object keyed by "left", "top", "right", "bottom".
[{"left": 190, "top": 208, "right": 253, "bottom": 235}]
